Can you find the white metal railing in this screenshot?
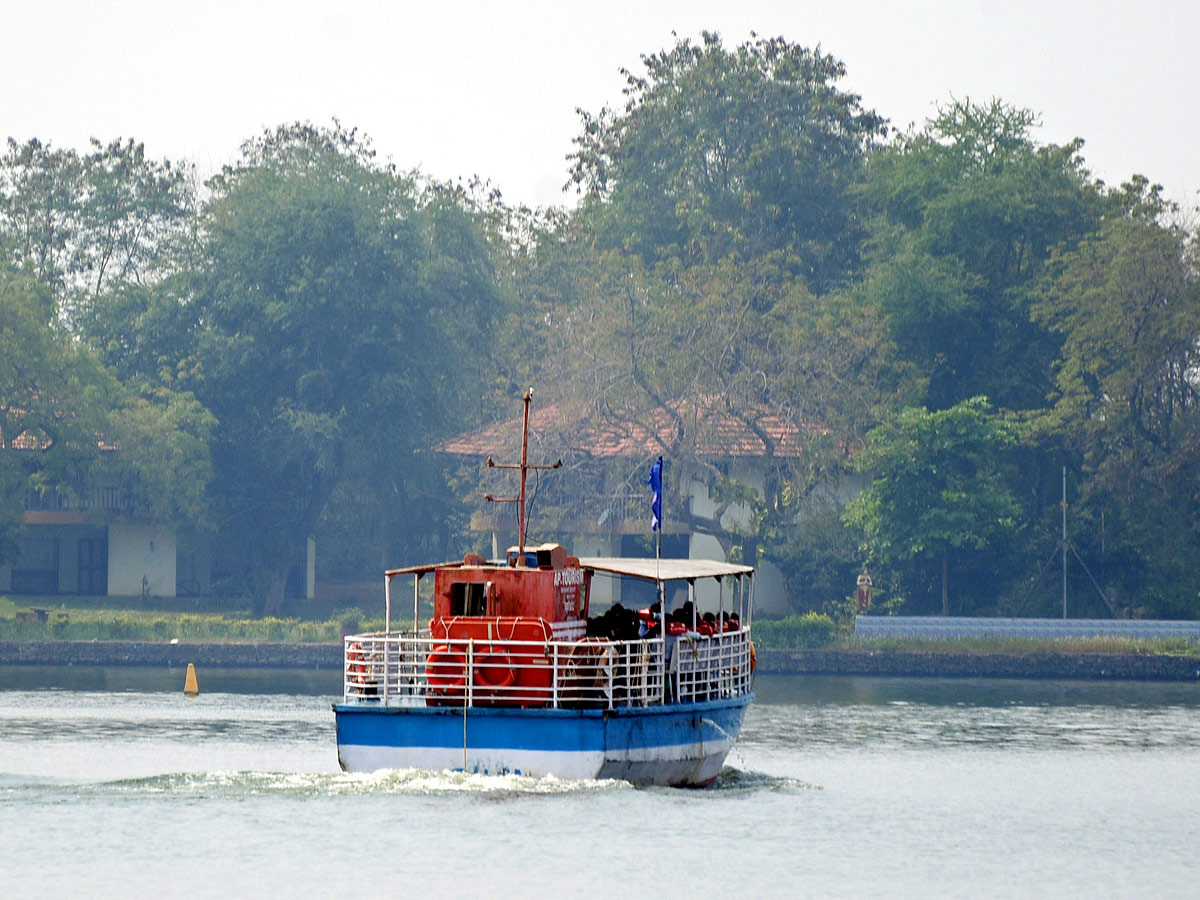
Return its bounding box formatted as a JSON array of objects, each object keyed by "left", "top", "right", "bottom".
[
  {"left": 670, "top": 631, "right": 754, "bottom": 703},
  {"left": 342, "top": 627, "right": 753, "bottom": 709}
]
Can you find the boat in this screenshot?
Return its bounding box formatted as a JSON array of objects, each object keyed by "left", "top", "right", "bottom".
[{"left": 332, "top": 393, "right": 756, "bottom": 787}]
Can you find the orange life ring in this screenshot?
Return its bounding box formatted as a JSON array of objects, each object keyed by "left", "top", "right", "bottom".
[
  {"left": 347, "top": 641, "right": 368, "bottom": 686},
  {"left": 733, "top": 640, "right": 757, "bottom": 678},
  {"left": 473, "top": 649, "right": 517, "bottom": 691},
  {"left": 426, "top": 644, "right": 468, "bottom": 689}
]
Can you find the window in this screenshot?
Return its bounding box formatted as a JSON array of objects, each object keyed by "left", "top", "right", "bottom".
[
  {"left": 449, "top": 581, "right": 489, "bottom": 616},
  {"left": 12, "top": 537, "right": 60, "bottom": 594}
]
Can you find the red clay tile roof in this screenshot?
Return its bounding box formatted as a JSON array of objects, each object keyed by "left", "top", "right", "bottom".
[
  {"left": 1, "top": 427, "right": 117, "bottom": 452},
  {"left": 440, "top": 397, "right": 822, "bottom": 460},
  {"left": 1, "top": 425, "right": 50, "bottom": 450}
]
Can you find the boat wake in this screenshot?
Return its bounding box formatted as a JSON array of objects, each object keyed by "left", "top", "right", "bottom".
[
  {"left": 712, "top": 766, "right": 819, "bottom": 792},
  {"left": 0, "top": 768, "right": 635, "bottom": 800},
  {"left": 1, "top": 766, "right": 813, "bottom": 798}
]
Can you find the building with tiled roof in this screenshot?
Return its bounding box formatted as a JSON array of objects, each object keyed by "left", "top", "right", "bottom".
[
  {"left": 440, "top": 395, "right": 833, "bottom": 614},
  {"left": 0, "top": 428, "right": 217, "bottom": 602},
  {"left": 440, "top": 397, "right": 820, "bottom": 461}
]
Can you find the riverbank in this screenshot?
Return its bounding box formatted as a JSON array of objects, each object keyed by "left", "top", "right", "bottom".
[
  {"left": 756, "top": 647, "right": 1200, "bottom": 681},
  {"left": 0, "top": 640, "right": 338, "bottom": 669},
  {"left": 2, "top": 641, "right": 1199, "bottom": 681}
]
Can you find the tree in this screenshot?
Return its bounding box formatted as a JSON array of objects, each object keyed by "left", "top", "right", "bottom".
[
  {"left": 481, "top": 200, "right": 917, "bottom": 611},
  {"left": 568, "top": 31, "right": 886, "bottom": 292},
  {"left": 1, "top": 140, "right": 212, "bottom": 563},
  {"left": 1032, "top": 211, "right": 1200, "bottom": 615},
  {"left": 106, "top": 388, "right": 215, "bottom": 526},
  {"left": 484, "top": 34, "right": 907, "bottom": 605},
  {"left": 183, "top": 123, "right": 500, "bottom": 612},
  {"left": 0, "top": 137, "right": 193, "bottom": 321},
  {"left": 860, "top": 98, "right": 1103, "bottom": 410},
  {"left": 844, "top": 397, "right": 1022, "bottom": 614},
  {"left": 0, "top": 139, "right": 82, "bottom": 296},
  {"left": 0, "top": 266, "right": 119, "bottom": 562}
]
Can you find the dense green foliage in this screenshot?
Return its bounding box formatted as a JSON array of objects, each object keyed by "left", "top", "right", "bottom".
[
  {"left": 569, "top": 31, "right": 887, "bottom": 291},
  {"left": 2, "top": 32, "right": 1197, "bottom": 620},
  {"left": 844, "top": 398, "right": 1022, "bottom": 614},
  {"left": 749, "top": 612, "right": 839, "bottom": 648},
  {"left": 179, "top": 125, "right": 499, "bottom": 612}
]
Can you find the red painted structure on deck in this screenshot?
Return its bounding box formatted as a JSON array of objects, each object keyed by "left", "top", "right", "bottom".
[
  {"left": 431, "top": 544, "right": 592, "bottom": 624},
  {"left": 424, "top": 543, "right": 593, "bottom": 707}
]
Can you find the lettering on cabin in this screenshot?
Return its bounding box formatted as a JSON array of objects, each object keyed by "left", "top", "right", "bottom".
[
  {"left": 554, "top": 568, "right": 584, "bottom": 616},
  {"left": 554, "top": 569, "right": 584, "bottom": 587}
]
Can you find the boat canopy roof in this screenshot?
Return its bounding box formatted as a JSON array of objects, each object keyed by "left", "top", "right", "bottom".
[
  {"left": 385, "top": 556, "right": 753, "bottom": 584},
  {"left": 577, "top": 557, "right": 752, "bottom": 583},
  {"left": 384, "top": 560, "right": 467, "bottom": 579}
]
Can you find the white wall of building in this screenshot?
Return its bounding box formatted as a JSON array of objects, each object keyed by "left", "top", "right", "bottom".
[
  {"left": 108, "top": 523, "right": 177, "bottom": 597},
  {"left": 686, "top": 473, "right": 791, "bottom": 615}
]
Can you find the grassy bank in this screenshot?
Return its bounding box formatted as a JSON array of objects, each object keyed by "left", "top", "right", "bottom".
[
  {"left": 2, "top": 598, "right": 1198, "bottom": 659},
  {"left": 752, "top": 612, "right": 1200, "bottom": 657},
  {"left": 0, "top": 597, "right": 385, "bottom": 643},
  {"left": 848, "top": 634, "right": 1200, "bottom": 658}
]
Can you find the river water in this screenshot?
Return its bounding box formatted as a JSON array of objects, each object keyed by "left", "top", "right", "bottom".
[{"left": 1, "top": 668, "right": 1197, "bottom": 899}]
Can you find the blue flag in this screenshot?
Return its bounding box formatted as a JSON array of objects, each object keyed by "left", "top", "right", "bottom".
[{"left": 647, "top": 456, "right": 663, "bottom": 532}]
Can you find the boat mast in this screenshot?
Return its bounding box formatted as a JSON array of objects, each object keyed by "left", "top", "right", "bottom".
[{"left": 485, "top": 389, "right": 562, "bottom": 565}]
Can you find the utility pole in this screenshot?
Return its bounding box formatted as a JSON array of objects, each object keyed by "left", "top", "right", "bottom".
[
  {"left": 1021, "top": 466, "right": 1115, "bottom": 619},
  {"left": 1062, "top": 466, "right": 1068, "bottom": 619}
]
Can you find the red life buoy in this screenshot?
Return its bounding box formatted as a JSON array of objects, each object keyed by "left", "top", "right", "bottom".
[
  {"left": 347, "top": 641, "right": 368, "bottom": 686},
  {"left": 426, "top": 644, "right": 468, "bottom": 689},
  {"left": 473, "top": 648, "right": 516, "bottom": 691}
]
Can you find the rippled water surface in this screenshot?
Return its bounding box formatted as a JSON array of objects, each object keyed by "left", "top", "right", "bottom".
[{"left": 2, "top": 669, "right": 1198, "bottom": 899}]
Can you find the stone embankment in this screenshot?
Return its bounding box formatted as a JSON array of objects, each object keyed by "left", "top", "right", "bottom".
[
  {"left": 2, "top": 641, "right": 1199, "bottom": 681},
  {"left": 0, "top": 640, "right": 340, "bottom": 669},
  {"left": 757, "top": 648, "right": 1200, "bottom": 681}
]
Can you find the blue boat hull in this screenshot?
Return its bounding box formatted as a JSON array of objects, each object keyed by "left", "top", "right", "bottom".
[{"left": 333, "top": 694, "right": 752, "bottom": 787}]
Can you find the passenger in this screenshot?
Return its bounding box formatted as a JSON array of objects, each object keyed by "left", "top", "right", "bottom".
[
  {"left": 667, "top": 601, "right": 700, "bottom": 636},
  {"left": 601, "top": 603, "right": 639, "bottom": 704},
  {"left": 609, "top": 603, "right": 640, "bottom": 641},
  {"left": 638, "top": 602, "right": 661, "bottom": 638},
  {"left": 586, "top": 603, "right": 639, "bottom": 640}
]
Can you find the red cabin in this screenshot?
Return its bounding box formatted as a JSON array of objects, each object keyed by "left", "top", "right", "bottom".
[{"left": 425, "top": 543, "right": 592, "bottom": 706}]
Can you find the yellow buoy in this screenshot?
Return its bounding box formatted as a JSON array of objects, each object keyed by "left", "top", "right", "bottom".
[{"left": 184, "top": 662, "right": 200, "bottom": 697}]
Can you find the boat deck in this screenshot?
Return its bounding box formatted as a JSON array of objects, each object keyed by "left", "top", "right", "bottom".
[{"left": 340, "top": 628, "right": 753, "bottom": 710}]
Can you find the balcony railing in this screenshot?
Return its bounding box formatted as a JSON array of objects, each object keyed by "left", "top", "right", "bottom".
[{"left": 23, "top": 486, "right": 129, "bottom": 513}]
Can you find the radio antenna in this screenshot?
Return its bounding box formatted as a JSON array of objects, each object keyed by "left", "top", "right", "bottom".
[{"left": 484, "top": 389, "right": 562, "bottom": 565}]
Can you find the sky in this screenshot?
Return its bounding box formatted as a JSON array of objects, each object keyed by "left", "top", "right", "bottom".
[{"left": 3, "top": 0, "right": 1197, "bottom": 212}]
